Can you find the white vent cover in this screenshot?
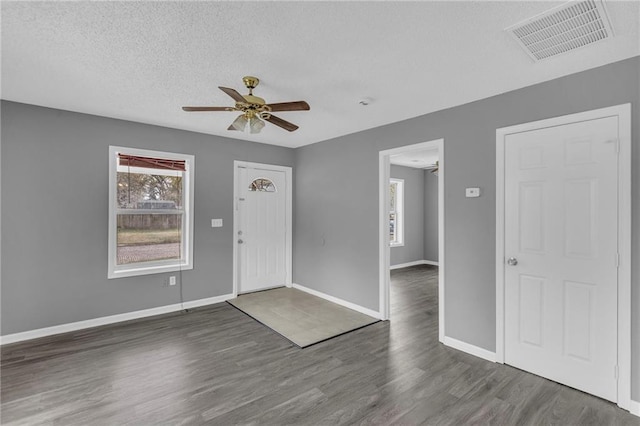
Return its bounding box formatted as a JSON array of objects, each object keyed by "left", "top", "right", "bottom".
[{"left": 506, "top": 0, "right": 614, "bottom": 61}]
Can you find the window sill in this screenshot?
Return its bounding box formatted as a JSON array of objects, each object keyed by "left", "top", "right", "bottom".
[
  {"left": 390, "top": 242, "right": 405, "bottom": 248},
  {"left": 108, "top": 262, "right": 193, "bottom": 279}
]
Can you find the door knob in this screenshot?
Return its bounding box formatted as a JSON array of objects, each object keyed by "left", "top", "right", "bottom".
[
  {"left": 507, "top": 257, "right": 518, "bottom": 266},
  {"left": 238, "top": 239, "right": 244, "bottom": 244}
]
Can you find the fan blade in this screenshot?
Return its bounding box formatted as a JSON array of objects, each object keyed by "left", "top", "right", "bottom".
[
  {"left": 182, "top": 106, "right": 232, "bottom": 112},
  {"left": 265, "top": 114, "right": 299, "bottom": 132},
  {"left": 266, "top": 101, "right": 310, "bottom": 112},
  {"left": 219, "top": 86, "right": 247, "bottom": 103}
]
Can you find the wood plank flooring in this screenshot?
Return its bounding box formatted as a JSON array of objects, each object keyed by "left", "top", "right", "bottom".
[{"left": 1, "top": 265, "right": 637, "bottom": 425}]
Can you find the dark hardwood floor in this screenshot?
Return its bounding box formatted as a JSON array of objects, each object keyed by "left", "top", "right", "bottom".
[{"left": 1, "top": 265, "right": 637, "bottom": 425}]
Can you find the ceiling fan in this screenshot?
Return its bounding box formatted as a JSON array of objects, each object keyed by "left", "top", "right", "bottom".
[
  {"left": 182, "top": 76, "right": 310, "bottom": 133},
  {"left": 427, "top": 161, "right": 439, "bottom": 175}
]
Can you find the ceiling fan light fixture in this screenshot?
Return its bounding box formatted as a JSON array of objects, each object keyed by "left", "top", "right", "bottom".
[
  {"left": 230, "top": 114, "right": 248, "bottom": 131},
  {"left": 249, "top": 116, "right": 265, "bottom": 134},
  {"left": 183, "top": 76, "right": 309, "bottom": 133}
]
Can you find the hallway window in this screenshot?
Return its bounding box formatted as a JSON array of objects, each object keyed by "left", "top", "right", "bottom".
[{"left": 390, "top": 178, "right": 404, "bottom": 246}]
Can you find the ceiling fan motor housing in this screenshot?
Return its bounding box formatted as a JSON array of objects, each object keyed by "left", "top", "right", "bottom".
[{"left": 240, "top": 94, "right": 266, "bottom": 106}]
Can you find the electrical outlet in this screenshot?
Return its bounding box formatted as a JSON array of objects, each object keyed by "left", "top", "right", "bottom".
[{"left": 169, "top": 276, "right": 176, "bottom": 286}]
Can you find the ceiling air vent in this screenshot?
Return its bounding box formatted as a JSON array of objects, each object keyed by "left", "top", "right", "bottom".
[{"left": 506, "top": 0, "right": 614, "bottom": 61}]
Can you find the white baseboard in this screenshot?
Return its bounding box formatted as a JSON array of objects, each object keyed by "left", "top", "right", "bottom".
[
  {"left": 292, "top": 283, "right": 382, "bottom": 320},
  {"left": 181, "top": 294, "right": 234, "bottom": 310},
  {"left": 390, "top": 259, "right": 438, "bottom": 270},
  {"left": 441, "top": 337, "right": 640, "bottom": 417},
  {"left": 442, "top": 336, "right": 497, "bottom": 363},
  {"left": 0, "top": 293, "right": 234, "bottom": 345}
]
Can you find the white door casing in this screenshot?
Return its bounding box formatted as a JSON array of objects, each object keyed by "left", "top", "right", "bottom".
[
  {"left": 233, "top": 162, "right": 292, "bottom": 295},
  {"left": 378, "top": 139, "right": 445, "bottom": 330},
  {"left": 496, "top": 104, "right": 632, "bottom": 412}
]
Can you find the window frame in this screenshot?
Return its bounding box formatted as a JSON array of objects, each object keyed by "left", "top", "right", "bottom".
[
  {"left": 389, "top": 178, "right": 404, "bottom": 247},
  {"left": 108, "top": 146, "right": 195, "bottom": 279}
]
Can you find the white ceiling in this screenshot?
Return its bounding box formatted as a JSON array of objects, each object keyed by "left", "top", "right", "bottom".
[
  {"left": 391, "top": 150, "right": 439, "bottom": 169},
  {"left": 2, "top": 1, "right": 639, "bottom": 148}
]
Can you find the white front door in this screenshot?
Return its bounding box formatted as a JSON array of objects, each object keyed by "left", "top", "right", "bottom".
[
  {"left": 504, "top": 116, "right": 619, "bottom": 402},
  {"left": 237, "top": 165, "right": 288, "bottom": 293}
]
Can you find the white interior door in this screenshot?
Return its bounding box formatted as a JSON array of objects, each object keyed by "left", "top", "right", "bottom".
[
  {"left": 504, "top": 116, "right": 619, "bottom": 402},
  {"left": 237, "top": 165, "right": 287, "bottom": 293}
]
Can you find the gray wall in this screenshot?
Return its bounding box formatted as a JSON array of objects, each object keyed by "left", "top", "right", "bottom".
[
  {"left": 1, "top": 101, "right": 294, "bottom": 335},
  {"left": 390, "top": 165, "right": 424, "bottom": 266},
  {"left": 2, "top": 57, "right": 639, "bottom": 400},
  {"left": 294, "top": 56, "right": 639, "bottom": 399},
  {"left": 423, "top": 170, "right": 439, "bottom": 262}
]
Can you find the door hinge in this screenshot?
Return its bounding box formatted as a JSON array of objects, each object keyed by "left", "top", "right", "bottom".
[
  {"left": 614, "top": 365, "right": 619, "bottom": 380},
  {"left": 615, "top": 253, "right": 620, "bottom": 268}
]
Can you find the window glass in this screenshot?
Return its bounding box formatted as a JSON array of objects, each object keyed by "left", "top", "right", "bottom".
[
  {"left": 109, "top": 147, "right": 193, "bottom": 278},
  {"left": 249, "top": 178, "right": 276, "bottom": 192},
  {"left": 390, "top": 179, "right": 404, "bottom": 246}
]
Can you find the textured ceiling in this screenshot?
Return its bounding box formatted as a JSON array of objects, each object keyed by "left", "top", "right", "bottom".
[
  {"left": 2, "top": 1, "right": 639, "bottom": 148},
  {"left": 391, "top": 150, "right": 439, "bottom": 170}
]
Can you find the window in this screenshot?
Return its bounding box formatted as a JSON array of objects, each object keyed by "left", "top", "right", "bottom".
[
  {"left": 108, "top": 146, "right": 194, "bottom": 278},
  {"left": 389, "top": 178, "right": 404, "bottom": 246},
  {"left": 249, "top": 178, "right": 276, "bottom": 192}
]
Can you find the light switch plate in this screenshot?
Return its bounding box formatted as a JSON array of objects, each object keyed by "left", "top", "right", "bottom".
[
  {"left": 211, "top": 218, "right": 223, "bottom": 227},
  {"left": 465, "top": 187, "right": 480, "bottom": 198}
]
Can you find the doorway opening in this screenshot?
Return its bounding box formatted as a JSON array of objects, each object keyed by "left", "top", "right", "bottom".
[{"left": 378, "top": 139, "right": 444, "bottom": 339}]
